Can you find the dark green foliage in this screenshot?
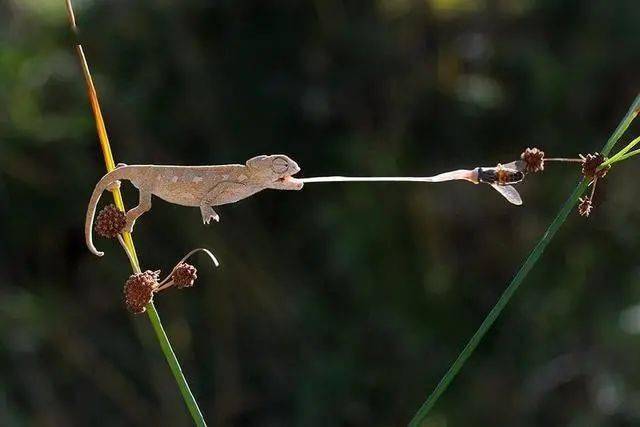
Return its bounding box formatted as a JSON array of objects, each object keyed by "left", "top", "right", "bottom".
[{"left": 1, "top": 1, "right": 640, "bottom": 425}]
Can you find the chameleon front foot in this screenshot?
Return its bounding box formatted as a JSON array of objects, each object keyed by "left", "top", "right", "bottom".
[{"left": 200, "top": 205, "right": 220, "bottom": 225}]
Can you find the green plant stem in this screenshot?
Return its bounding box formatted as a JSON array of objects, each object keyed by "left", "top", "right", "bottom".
[
  {"left": 601, "top": 134, "right": 640, "bottom": 167},
  {"left": 120, "top": 242, "right": 205, "bottom": 426},
  {"left": 146, "top": 303, "right": 206, "bottom": 426},
  {"left": 408, "top": 180, "right": 587, "bottom": 426},
  {"left": 65, "top": 1, "right": 207, "bottom": 424},
  {"left": 607, "top": 147, "right": 640, "bottom": 164},
  {"left": 409, "top": 93, "right": 640, "bottom": 427}
]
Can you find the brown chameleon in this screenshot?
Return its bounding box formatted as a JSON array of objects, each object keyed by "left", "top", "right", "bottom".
[{"left": 85, "top": 154, "right": 303, "bottom": 256}]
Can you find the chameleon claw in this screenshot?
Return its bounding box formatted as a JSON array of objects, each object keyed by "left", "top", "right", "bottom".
[
  {"left": 200, "top": 205, "right": 219, "bottom": 225},
  {"left": 203, "top": 214, "right": 219, "bottom": 225}
]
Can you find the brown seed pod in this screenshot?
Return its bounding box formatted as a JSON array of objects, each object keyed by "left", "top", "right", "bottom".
[
  {"left": 172, "top": 263, "right": 198, "bottom": 289},
  {"left": 577, "top": 196, "right": 593, "bottom": 217},
  {"left": 581, "top": 153, "right": 609, "bottom": 179},
  {"left": 95, "top": 204, "right": 127, "bottom": 238},
  {"left": 123, "top": 270, "right": 159, "bottom": 314},
  {"left": 520, "top": 147, "right": 545, "bottom": 173}
]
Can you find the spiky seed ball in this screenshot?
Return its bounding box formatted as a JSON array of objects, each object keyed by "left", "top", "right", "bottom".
[
  {"left": 172, "top": 263, "right": 198, "bottom": 289},
  {"left": 577, "top": 196, "right": 593, "bottom": 217},
  {"left": 581, "top": 153, "right": 609, "bottom": 179},
  {"left": 95, "top": 204, "right": 127, "bottom": 238},
  {"left": 123, "top": 270, "right": 159, "bottom": 314},
  {"left": 520, "top": 147, "right": 545, "bottom": 173}
]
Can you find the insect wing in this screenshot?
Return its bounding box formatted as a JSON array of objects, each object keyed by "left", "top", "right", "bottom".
[
  {"left": 490, "top": 184, "right": 523, "bottom": 205},
  {"left": 501, "top": 160, "right": 526, "bottom": 173}
]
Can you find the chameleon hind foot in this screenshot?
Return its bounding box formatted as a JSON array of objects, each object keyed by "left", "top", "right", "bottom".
[{"left": 200, "top": 205, "right": 220, "bottom": 225}]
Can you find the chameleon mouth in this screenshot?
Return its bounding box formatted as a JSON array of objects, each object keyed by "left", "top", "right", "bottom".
[{"left": 276, "top": 174, "right": 304, "bottom": 190}]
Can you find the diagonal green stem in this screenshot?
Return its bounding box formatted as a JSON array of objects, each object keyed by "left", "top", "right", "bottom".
[
  {"left": 601, "top": 135, "right": 640, "bottom": 167},
  {"left": 612, "top": 148, "right": 640, "bottom": 163},
  {"left": 604, "top": 146, "right": 640, "bottom": 166},
  {"left": 146, "top": 303, "right": 206, "bottom": 426},
  {"left": 65, "top": 1, "right": 207, "bottom": 424},
  {"left": 409, "top": 93, "right": 640, "bottom": 427}
]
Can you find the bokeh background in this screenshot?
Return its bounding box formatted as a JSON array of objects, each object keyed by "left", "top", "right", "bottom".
[{"left": 2, "top": 0, "right": 640, "bottom": 425}]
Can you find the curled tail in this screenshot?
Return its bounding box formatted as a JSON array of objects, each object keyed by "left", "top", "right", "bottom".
[{"left": 85, "top": 166, "right": 135, "bottom": 256}]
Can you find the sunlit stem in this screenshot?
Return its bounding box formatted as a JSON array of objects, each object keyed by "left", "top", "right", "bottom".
[
  {"left": 604, "top": 147, "right": 640, "bottom": 165},
  {"left": 65, "top": 1, "right": 206, "bottom": 425},
  {"left": 156, "top": 280, "right": 176, "bottom": 292},
  {"left": 117, "top": 235, "right": 138, "bottom": 268},
  {"left": 601, "top": 135, "right": 640, "bottom": 167}
]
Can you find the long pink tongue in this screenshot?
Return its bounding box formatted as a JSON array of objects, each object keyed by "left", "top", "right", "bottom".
[{"left": 299, "top": 170, "right": 476, "bottom": 184}]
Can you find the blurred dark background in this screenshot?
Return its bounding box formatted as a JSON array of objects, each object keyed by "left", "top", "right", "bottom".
[{"left": 2, "top": 0, "right": 640, "bottom": 425}]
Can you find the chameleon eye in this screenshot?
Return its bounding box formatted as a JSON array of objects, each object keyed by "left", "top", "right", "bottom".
[{"left": 272, "top": 157, "right": 289, "bottom": 174}]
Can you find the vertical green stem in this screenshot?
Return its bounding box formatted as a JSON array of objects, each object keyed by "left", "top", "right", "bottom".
[
  {"left": 146, "top": 303, "right": 206, "bottom": 426},
  {"left": 409, "top": 93, "right": 640, "bottom": 427},
  {"left": 65, "top": 1, "right": 207, "bottom": 424}
]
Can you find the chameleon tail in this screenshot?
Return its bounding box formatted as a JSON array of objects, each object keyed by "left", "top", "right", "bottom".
[{"left": 85, "top": 167, "right": 130, "bottom": 256}]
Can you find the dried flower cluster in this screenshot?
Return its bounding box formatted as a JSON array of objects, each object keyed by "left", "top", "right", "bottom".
[
  {"left": 581, "top": 153, "right": 609, "bottom": 179},
  {"left": 518, "top": 148, "right": 614, "bottom": 218},
  {"left": 122, "top": 263, "right": 200, "bottom": 314},
  {"left": 173, "top": 263, "right": 198, "bottom": 289},
  {"left": 577, "top": 196, "right": 593, "bottom": 217},
  {"left": 576, "top": 153, "right": 609, "bottom": 218},
  {"left": 95, "top": 204, "right": 127, "bottom": 238},
  {"left": 124, "top": 270, "right": 159, "bottom": 314},
  {"left": 520, "top": 147, "right": 545, "bottom": 173}
]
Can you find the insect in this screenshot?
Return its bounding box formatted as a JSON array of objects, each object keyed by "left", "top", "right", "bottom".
[
  {"left": 299, "top": 160, "right": 526, "bottom": 205},
  {"left": 470, "top": 161, "right": 525, "bottom": 205}
]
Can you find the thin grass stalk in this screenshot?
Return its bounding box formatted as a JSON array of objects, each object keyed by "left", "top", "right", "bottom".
[
  {"left": 601, "top": 134, "right": 640, "bottom": 167},
  {"left": 409, "top": 94, "right": 640, "bottom": 427},
  {"left": 65, "top": 1, "right": 206, "bottom": 425},
  {"left": 612, "top": 148, "right": 640, "bottom": 163}
]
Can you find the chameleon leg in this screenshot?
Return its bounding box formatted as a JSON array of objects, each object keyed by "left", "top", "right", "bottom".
[
  {"left": 124, "top": 190, "right": 152, "bottom": 232},
  {"left": 200, "top": 203, "right": 220, "bottom": 225},
  {"left": 199, "top": 181, "right": 247, "bottom": 225}
]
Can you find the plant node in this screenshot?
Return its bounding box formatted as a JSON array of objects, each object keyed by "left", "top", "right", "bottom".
[{"left": 581, "top": 153, "right": 610, "bottom": 179}]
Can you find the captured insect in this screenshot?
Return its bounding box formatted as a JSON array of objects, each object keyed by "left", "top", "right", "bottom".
[{"left": 300, "top": 160, "right": 526, "bottom": 205}]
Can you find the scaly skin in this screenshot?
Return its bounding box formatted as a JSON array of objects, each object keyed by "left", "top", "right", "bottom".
[{"left": 85, "top": 154, "right": 303, "bottom": 256}]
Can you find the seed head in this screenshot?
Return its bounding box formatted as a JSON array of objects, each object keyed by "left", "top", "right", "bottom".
[
  {"left": 577, "top": 196, "right": 593, "bottom": 217},
  {"left": 123, "top": 270, "right": 159, "bottom": 314},
  {"left": 172, "top": 263, "right": 198, "bottom": 289},
  {"left": 581, "top": 153, "right": 609, "bottom": 179},
  {"left": 520, "top": 147, "right": 545, "bottom": 173},
  {"left": 95, "top": 204, "right": 127, "bottom": 238}
]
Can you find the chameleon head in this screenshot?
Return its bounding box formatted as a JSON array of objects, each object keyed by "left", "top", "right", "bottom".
[{"left": 246, "top": 154, "right": 304, "bottom": 190}]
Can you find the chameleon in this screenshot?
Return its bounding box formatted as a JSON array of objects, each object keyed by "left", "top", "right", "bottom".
[{"left": 85, "top": 154, "right": 303, "bottom": 256}]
